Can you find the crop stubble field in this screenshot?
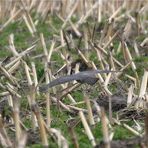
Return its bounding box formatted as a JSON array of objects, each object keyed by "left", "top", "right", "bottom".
[{"left": 0, "top": 0, "right": 148, "bottom": 148}]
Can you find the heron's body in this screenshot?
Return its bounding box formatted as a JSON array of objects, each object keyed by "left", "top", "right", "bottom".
[{"left": 39, "top": 70, "right": 116, "bottom": 92}]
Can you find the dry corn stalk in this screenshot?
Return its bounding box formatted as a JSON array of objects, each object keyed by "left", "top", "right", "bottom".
[
  {"left": 23, "top": 14, "right": 35, "bottom": 36},
  {"left": 24, "top": 62, "right": 38, "bottom": 129},
  {"left": 31, "top": 62, "right": 38, "bottom": 88},
  {"left": 9, "top": 34, "right": 18, "bottom": 56},
  {"left": 48, "top": 40, "right": 55, "bottom": 62},
  {"left": 77, "top": 1, "right": 99, "bottom": 27},
  {"left": 122, "top": 42, "right": 136, "bottom": 71},
  {"left": 68, "top": 105, "right": 87, "bottom": 112},
  {"left": 40, "top": 33, "right": 53, "bottom": 127},
  {"left": 66, "top": 120, "right": 79, "bottom": 148},
  {"left": 127, "top": 84, "right": 134, "bottom": 107},
  {"left": 0, "top": 8, "right": 22, "bottom": 32},
  {"left": 103, "top": 31, "right": 119, "bottom": 50},
  {"left": 0, "top": 65, "right": 19, "bottom": 87},
  {"left": 97, "top": 0, "right": 102, "bottom": 22},
  {"left": 101, "top": 108, "right": 110, "bottom": 148},
  {"left": 5, "top": 44, "right": 36, "bottom": 69},
  {"left": 51, "top": 97, "right": 72, "bottom": 112},
  {"left": 12, "top": 96, "right": 22, "bottom": 143},
  {"left": 135, "top": 70, "right": 148, "bottom": 109},
  {"left": 109, "top": 4, "right": 124, "bottom": 22},
  {"left": 48, "top": 128, "right": 68, "bottom": 148},
  {"left": 94, "top": 48, "right": 107, "bottom": 79},
  {"left": 16, "top": 132, "right": 27, "bottom": 148},
  {"left": 59, "top": 83, "right": 80, "bottom": 100},
  {"left": 32, "top": 104, "right": 49, "bottom": 147},
  {"left": 84, "top": 95, "right": 95, "bottom": 126},
  {"left": 45, "top": 63, "right": 51, "bottom": 127},
  {"left": 40, "top": 33, "right": 48, "bottom": 58},
  {"left": 139, "top": 70, "right": 148, "bottom": 98},
  {"left": 79, "top": 111, "right": 96, "bottom": 147},
  {"left": 123, "top": 123, "right": 142, "bottom": 137},
  {"left": 0, "top": 115, "right": 12, "bottom": 147},
  {"left": 62, "top": 1, "right": 79, "bottom": 29},
  {"left": 8, "top": 60, "right": 20, "bottom": 74},
  {"left": 133, "top": 41, "right": 140, "bottom": 57},
  {"left": 69, "top": 20, "right": 82, "bottom": 37}
]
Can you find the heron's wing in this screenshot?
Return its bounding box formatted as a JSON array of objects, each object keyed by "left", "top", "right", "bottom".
[
  {"left": 81, "top": 69, "right": 118, "bottom": 75},
  {"left": 75, "top": 70, "right": 115, "bottom": 78},
  {"left": 39, "top": 74, "right": 78, "bottom": 92},
  {"left": 39, "top": 70, "right": 118, "bottom": 92},
  {"left": 72, "top": 70, "right": 118, "bottom": 84}
]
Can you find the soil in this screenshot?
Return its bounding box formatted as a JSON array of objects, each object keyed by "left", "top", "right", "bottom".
[
  {"left": 96, "top": 92, "right": 127, "bottom": 111},
  {"left": 95, "top": 136, "right": 146, "bottom": 148}
]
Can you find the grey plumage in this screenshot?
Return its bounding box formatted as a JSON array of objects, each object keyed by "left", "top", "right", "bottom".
[{"left": 39, "top": 70, "right": 117, "bottom": 92}]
